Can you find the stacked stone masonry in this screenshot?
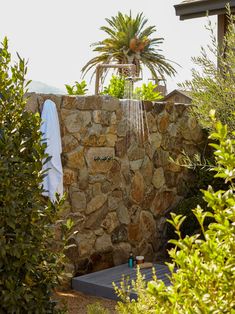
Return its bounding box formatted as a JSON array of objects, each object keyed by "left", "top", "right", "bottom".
[{"left": 26, "top": 93, "right": 205, "bottom": 275}]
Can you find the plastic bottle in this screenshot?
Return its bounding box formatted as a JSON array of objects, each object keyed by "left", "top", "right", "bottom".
[{"left": 128, "top": 252, "right": 134, "bottom": 268}]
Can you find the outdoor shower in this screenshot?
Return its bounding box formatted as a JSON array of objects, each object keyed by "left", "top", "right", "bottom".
[{"left": 94, "top": 63, "right": 149, "bottom": 146}]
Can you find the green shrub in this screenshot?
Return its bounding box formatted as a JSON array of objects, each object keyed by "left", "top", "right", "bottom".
[
  {"left": 134, "top": 81, "right": 163, "bottom": 101},
  {"left": 65, "top": 80, "right": 88, "bottom": 95},
  {"left": 0, "top": 37, "right": 69, "bottom": 313},
  {"left": 181, "top": 8, "right": 235, "bottom": 136},
  {"left": 102, "top": 76, "right": 163, "bottom": 101},
  {"left": 114, "top": 114, "right": 235, "bottom": 313},
  {"left": 167, "top": 153, "right": 226, "bottom": 238},
  {"left": 102, "top": 75, "right": 125, "bottom": 99}
]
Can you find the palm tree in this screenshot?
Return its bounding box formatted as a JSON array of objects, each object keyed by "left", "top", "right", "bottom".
[{"left": 82, "top": 12, "right": 176, "bottom": 81}]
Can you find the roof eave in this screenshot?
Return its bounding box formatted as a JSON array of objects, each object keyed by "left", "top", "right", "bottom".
[{"left": 175, "top": 0, "right": 235, "bottom": 20}]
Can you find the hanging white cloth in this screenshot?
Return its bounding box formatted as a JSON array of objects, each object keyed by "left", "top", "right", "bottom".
[{"left": 40, "top": 99, "right": 63, "bottom": 202}]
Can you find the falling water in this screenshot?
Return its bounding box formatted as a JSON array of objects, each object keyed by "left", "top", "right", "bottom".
[{"left": 120, "top": 78, "right": 150, "bottom": 147}]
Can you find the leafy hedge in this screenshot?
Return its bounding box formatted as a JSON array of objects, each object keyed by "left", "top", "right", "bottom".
[{"left": 0, "top": 37, "right": 67, "bottom": 313}]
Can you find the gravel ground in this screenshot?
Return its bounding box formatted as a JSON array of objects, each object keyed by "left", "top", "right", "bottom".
[{"left": 54, "top": 290, "right": 117, "bottom": 314}]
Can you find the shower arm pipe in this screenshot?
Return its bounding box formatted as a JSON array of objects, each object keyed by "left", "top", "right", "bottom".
[{"left": 95, "top": 64, "right": 136, "bottom": 95}]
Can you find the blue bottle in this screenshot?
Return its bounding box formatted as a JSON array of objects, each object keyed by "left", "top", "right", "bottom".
[{"left": 128, "top": 252, "right": 134, "bottom": 268}]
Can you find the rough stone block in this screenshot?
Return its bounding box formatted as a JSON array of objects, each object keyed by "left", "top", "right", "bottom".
[
  {"left": 151, "top": 190, "right": 176, "bottom": 216},
  {"left": 130, "top": 171, "right": 145, "bottom": 204},
  {"left": 76, "top": 95, "right": 102, "bottom": 110},
  {"left": 154, "top": 148, "right": 169, "bottom": 167},
  {"left": 150, "top": 132, "right": 162, "bottom": 150},
  {"left": 140, "top": 156, "right": 153, "bottom": 185},
  {"left": 116, "top": 204, "right": 130, "bottom": 225},
  {"left": 85, "top": 204, "right": 108, "bottom": 230},
  {"left": 153, "top": 102, "right": 165, "bottom": 114},
  {"left": 108, "top": 196, "right": 119, "bottom": 211},
  {"left": 85, "top": 147, "right": 115, "bottom": 174},
  {"left": 106, "top": 134, "right": 117, "bottom": 147},
  {"left": 65, "top": 147, "right": 85, "bottom": 169},
  {"left": 147, "top": 112, "right": 157, "bottom": 132},
  {"left": 75, "top": 231, "right": 96, "bottom": 257},
  {"left": 110, "top": 112, "right": 117, "bottom": 124},
  {"left": 101, "top": 212, "right": 119, "bottom": 233},
  {"left": 130, "top": 159, "right": 143, "bottom": 171},
  {"left": 168, "top": 123, "right": 178, "bottom": 137},
  {"left": 152, "top": 167, "right": 165, "bottom": 189},
  {"left": 62, "top": 95, "right": 77, "bottom": 109},
  {"left": 64, "top": 111, "right": 91, "bottom": 133},
  {"left": 140, "top": 211, "right": 156, "bottom": 240},
  {"left": 61, "top": 108, "right": 76, "bottom": 121},
  {"left": 82, "top": 134, "right": 106, "bottom": 147},
  {"left": 128, "top": 223, "right": 143, "bottom": 243},
  {"left": 71, "top": 191, "right": 86, "bottom": 211},
  {"left": 95, "top": 233, "right": 113, "bottom": 253},
  {"left": 165, "top": 102, "right": 174, "bottom": 113},
  {"left": 113, "top": 242, "right": 131, "bottom": 265},
  {"left": 63, "top": 168, "right": 77, "bottom": 185},
  {"left": 78, "top": 168, "right": 89, "bottom": 190},
  {"left": 92, "top": 183, "right": 102, "bottom": 196},
  {"left": 115, "top": 138, "right": 128, "bottom": 158},
  {"left": 25, "top": 93, "right": 40, "bottom": 113},
  {"left": 106, "top": 125, "right": 117, "bottom": 135},
  {"left": 62, "top": 135, "right": 79, "bottom": 153},
  {"left": 111, "top": 225, "right": 128, "bottom": 244},
  {"left": 102, "top": 96, "right": 120, "bottom": 111},
  {"left": 127, "top": 142, "right": 145, "bottom": 161},
  {"left": 86, "top": 194, "right": 107, "bottom": 215},
  {"left": 157, "top": 112, "right": 170, "bottom": 133},
  {"left": 117, "top": 120, "right": 127, "bottom": 137}
]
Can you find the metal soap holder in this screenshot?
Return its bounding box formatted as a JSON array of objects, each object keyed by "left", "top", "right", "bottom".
[{"left": 94, "top": 156, "right": 113, "bottom": 161}]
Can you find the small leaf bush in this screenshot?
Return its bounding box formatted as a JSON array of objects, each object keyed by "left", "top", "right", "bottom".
[
  {"left": 181, "top": 7, "right": 235, "bottom": 136},
  {"left": 114, "top": 114, "right": 235, "bottom": 313},
  {"left": 134, "top": 81, "right": 162, "bottom": 101},
  {"left": 65, "top": 80, "right": 88, "bottom": 95},
  {"left": 0, "top": 37, "right": 69, "bottom": 313},
  {"left": 102, "top": 75, "right": 125, "bottom": 99},
  {"left": 102, "top": 75, "right": 162, "bottom": 101}
]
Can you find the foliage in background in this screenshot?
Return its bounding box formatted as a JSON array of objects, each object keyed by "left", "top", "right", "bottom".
[
  {"left": 134, "top": 81, "right": 162, "bottom": 101},
  {"left": 167, "top": 144, "right": 227, "bottom": 239},
  {"left": 102, "top": 75, "right": 163, "bottom": 101},
  {"left": 0, "top": 37, "right": 71, "bottom": 313},
  {"left": 101, "top": 75, "right": 125, "bottom": 99},
  {"left": 82, "top": 11, "right": 176, "bottom": 81},
  {"left": 114, "top": 114, "right": 235, "bottom": 313},
  {"left": 168, "top": 9, "right": 234, "bottom": 238},
  {"left": 180, "top": 8, "right": 235, "bottom": 136},
  {"left": 65, "top": 80, "right": 88, "bottom": 95}
]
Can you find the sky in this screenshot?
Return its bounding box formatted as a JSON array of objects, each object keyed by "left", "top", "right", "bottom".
[{"left": 0, "top": 0, "right": 216, "bottom": 94}]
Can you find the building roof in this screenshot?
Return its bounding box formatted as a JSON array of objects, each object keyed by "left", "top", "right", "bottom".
[
  {"left": 163, "top": 89, "right": 192, "bottom": 101},
  {"left": 174, "top": 0, "right": 235, "bottom": 20}
]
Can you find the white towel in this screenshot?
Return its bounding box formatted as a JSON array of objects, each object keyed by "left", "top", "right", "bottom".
[{"left": 40, "top": 99, "right": 63, "bottom": 201}]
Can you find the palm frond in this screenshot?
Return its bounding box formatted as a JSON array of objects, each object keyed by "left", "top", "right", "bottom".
[{"left": 82, "top": 11, "right": 177, "bottom": 79}]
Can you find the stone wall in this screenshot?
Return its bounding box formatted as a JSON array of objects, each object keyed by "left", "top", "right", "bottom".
[{"left": 26, "top": 93, "right": 205, "bottom": 275}]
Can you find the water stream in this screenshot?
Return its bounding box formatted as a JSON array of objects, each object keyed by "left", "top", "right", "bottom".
[{"left": 120, "top": 79, "right": 150, "bottom": 147}]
